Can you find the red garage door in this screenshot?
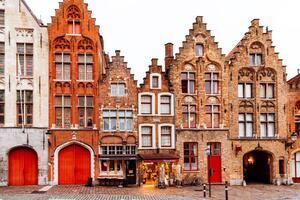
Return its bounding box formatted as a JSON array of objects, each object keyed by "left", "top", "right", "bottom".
[
  {"left": 8, "top": 147, "right": 38, "bottom": 186},
  {"left": 58, "top": 144, "right": 91, "bottom": 185}
]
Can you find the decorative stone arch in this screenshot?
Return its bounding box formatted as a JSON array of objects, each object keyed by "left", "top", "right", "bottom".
[
  {"left": 257, "top": 67, "right": 276, "bottom": 81},
  {"left": 6, "top": 144, "right": 37, "bottom": 156},
  {"left": 260, "top": 101, "right": 276, "bottom": 113},
  {"left": 249, "top": 41, "right": 265, "bottom": 54},
  {"left": 182, "top": 63, "right": 196, "bottom": 71},
  {"left": 66, "top": 5, "right": 81, "bottom": 20},
  {"left": 53, "top": 37, "right": 71, "bottom": 50},
  {"left": 205, "top": 62, "right": 221, "bottom": 72},
  {"left": 53, "top": 140, "right": 95, "bottom": 185},
  {"left": 78, "top": 37, "right": 94, "bottom": 51},
  {"left": 126, "top": 135, "right": 137, "bottom": 145},
  {"left": 239, "top": 100, "right": 254, "bottom": 113},
  {"left": 183, "top": 95, "right": 197, "bottom": 104},
  {"left": 238, "top": 67, "right": 255, "bottom": 82},
  {"left": 206, "top": 96, "right": 221, "bottom": 105}
]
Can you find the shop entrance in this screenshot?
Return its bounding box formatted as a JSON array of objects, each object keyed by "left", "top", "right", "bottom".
[
  {"left": 243, "top": 150, "right": 273, "bottom": 184},
  {"left": 142, "top": 161, "right": 176, "bottom": 187}
]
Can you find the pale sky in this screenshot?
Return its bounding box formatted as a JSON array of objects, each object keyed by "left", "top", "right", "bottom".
[{"left": 26, "top": 0, "right": 300, "bottom": 83}]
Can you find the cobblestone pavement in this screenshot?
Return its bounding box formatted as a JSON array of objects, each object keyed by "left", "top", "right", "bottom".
[{"left": 0, "top": 184, "right": 300, "bottom": 200}]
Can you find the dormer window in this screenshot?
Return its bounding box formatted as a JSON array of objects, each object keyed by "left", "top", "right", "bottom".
[
  {"left": 195, "top": 44, "right": 203, "bottom": 57},
  {"left": 249, "top": 53, "right": 262, "bottom": 66},
  {"left": 152, "top": 76, "right": 159, "bottom": 88},
  {"left": 67, "top": 20, "right": 81, "bottom": 35}
]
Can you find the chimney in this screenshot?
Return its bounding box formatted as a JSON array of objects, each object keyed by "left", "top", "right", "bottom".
[
  {"left": 165, "top": 43, "right": 174, "bottom": 72},
  {"left": 151, "top": 58, "right": 158, "bottom": 67}
]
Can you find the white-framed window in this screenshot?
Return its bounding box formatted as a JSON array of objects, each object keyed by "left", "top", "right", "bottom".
[
  {"left": 249, "top": 53, "right": 262, "bottom": 66},
  {"left": 103, "top": 110, "right": 133, "bottom": 131},
  {"left": 100, "top": 160, "right": 123, "bottom": 175},
  {"left": 110, "top": 82, "right": 126, "bottom": 96},
  {"left": 78, "top": 53, "right": 93, "bottom": 80},
  {"left": 238, "top": 83, "right": 253, "bottom": 98},
  {"left": 239, "top": 113, "right": 253, "bottom": 137},
  {"left": 150, "top": 73, "right": 161, "bottom": 89},
  {"left": 181, "top": 72, "right": 195, "bottom": 94},
  {"left": 158, "top": 124, "right": 175, "bottom": 148},
  {"left": 78, "top": 96, "right": 93, "bottom": 128},
  {"left": 100, "top": 145, "right": 136, "bottom": 155},
  {"left": 158, "top": 93, "right": 174, "bottom": 115},
  {"left": 55, "top": 53, "right": 71, "bottom": 80},
  {"left": 55, "top": 95, "right": 71, "bottom": 128},
  {"left": 195, "top": 44, "right": 203, "bottom": 57},
  {"left": 260, "top": 83, "right": 275, "bottom": 99},
  {"left": 67, "top": 20, "right": 81, "bottom": 35},
  {"left": 182, "top": 104, "right": 196, "bottom": 128},
  {"left": 260, "top": 113, "right": 275, "bottom": 137},
  {"left": 17, "top": 43, "right": 33, "bottom": 77},
  {"left": 205, "top": 105, "right": 220, "bottom": 128},
  {"left": 138, "top": 93, "right": 155, "bottom": 115},
  {"left": 139, "top": 124, "right": 155, "bottom": 148}
]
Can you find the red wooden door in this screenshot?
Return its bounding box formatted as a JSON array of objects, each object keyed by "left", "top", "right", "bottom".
[
  {"left": 207, "top": 143, "right": 222, "bottom": 183},
  {"left": 58, "top": 144, "right": 90, "bottom": 185},
  {"left": 8, "top": 147, "right": 38, "bottom": 186}
]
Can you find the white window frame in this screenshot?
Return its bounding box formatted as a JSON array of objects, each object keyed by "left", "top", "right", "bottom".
[
  {"left": 110, "top": 82, "right": 126, "bottom": 97},
  {"left": 78, "top": 53, "right": 93, "bottom": 81},
  {"left": 138, "top": 92, "right": 155, "bottom": 115},
  {"left": 66, "top": 20, "right": 81, "bottom": 36},
  {"left": 158, "top": 124, "right": 175, "bottom": 149},
  {"left": 54, "top": 52, "right": 71, "bottom": 81},
  {"left": 139, "top": 124, "right": 156, "bottom": 149},
  {"left": 150, "top": 73, "right": 162, "bottom": 89},
  {"left": 102, "top": 109, "right": 133, "bottom": 132},
  {"left": 158, "top": 92, "right": 174, "bottom": 116},
  {"left": 78, "top": 96, "right": 94, "bottom": 128},
  {"left": 238, "top": 83, "right": 253, "bottom": 99}
]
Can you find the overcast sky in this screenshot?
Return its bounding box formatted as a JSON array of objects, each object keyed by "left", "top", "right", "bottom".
[{"left": 26, "top": 0, "right": 300, "bottom": 83}]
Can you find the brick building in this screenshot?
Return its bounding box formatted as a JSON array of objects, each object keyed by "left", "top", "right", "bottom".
[
  {"left": 227, "top": 19, "right": 289, "bottom": 185},
  {"left": 47, "top": 0, "right": 104, "bottom": 185},
  {"left": 287, "top": 72, "right": 300, "bottom": 182},
  {"left": 0, "top": 0, "right": 49, "bottom": 186},
  {"left": 98, "top": 50, "right": 138, "bottom": 185},
  {"left": 138, "top": 57, "right": 177, "bottom": 186},
  {"left": 169, "top": 17, "right": 231, "bottom": 184}
]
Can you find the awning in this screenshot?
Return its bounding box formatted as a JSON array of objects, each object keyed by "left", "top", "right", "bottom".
[
  {"left": 138, "top": 153, "right": 179, "bottom": 162},
  {"left": 99, "top": 155, "right": 138, "bottom": 161}
]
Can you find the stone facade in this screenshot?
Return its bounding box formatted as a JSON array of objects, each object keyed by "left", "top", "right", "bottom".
[
  {"left": 47, "top": 0, "right": 104, "bottom": 185},
  {"left": 227, "top": 19, "right": 288, "bottom": 185},
  {"left": 0, "top": 0, "right": 48, "bottom": 186},
  {"left": 169, "top": 16, "right": 230, "bottom": 184}
]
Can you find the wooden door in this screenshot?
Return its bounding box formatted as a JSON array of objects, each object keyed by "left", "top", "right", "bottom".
[
  {"left": 207, "top": 142, "right": 222, "bottom": 183},
  {"left": 8, "top": 147, "right": 38, "bottom": 186},
  {"left": 58, "top": 144, "right": 90, "bottom": 185}
]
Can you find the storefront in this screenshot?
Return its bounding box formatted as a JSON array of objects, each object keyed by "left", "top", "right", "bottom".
[
  {"left": 139, "top": 153, "right": 179, "bottom": 187},
  {"left": 99, "top": 154, "right": 138, "bottom": 186}
]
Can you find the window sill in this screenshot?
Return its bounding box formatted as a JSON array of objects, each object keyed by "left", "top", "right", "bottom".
[
  {"left": 102, "top": 130, "right": 134, "bottom": 133},
  {"left": 53, "top": 79, "right": 71, "bottom": 82},
  {"left": 76, "top": 80, "right": 94, "bottom": 82},
  {"left": 138, "top": 147, "right": 157, "bottom": 150},
  {"left": 183, "top": 170, "right": 200, "bottom": 173}
]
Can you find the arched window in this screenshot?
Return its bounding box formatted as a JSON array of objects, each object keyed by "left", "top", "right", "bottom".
[
  {"left": 66, "top": 5, "right": 81, "bottom": 35},
  {"left": 249, "top": 42, "right": 264, "bottom": 66}
]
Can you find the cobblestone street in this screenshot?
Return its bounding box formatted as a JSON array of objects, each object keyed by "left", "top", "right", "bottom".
[{"left": 0, "top": 184, "right": 300, "bottom": 200}]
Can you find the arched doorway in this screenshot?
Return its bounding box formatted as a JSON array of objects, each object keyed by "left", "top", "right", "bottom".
[
  {"left": 58, "top": 144, "right": 91, "bottom": 185},
  {"left": 243, "top": 150, "right": 273, "bottom": 183},
  {"left": 8, "top": 147, "right": 38, "bottom": 186}
]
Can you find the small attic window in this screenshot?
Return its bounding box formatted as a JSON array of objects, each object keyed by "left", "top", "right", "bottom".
[
  {"left": 249, "top": 53, "right": 262, "bottom": 66},
  {"left": 195, "top": 44, "right": 203, "bottom": 57},
  {"left": 150, "top": 73, "right": 161, "bottom": 89},
  {"left": 67, "top": 20, "right": 81, "bottom": 35}
]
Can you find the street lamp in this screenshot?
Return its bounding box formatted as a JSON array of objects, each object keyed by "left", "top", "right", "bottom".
[
  {"left": 205, "top": 145, "right": 212, "bottom": 198},
  {"left": 285, "top": 132, "right": 298, "bottom": 149}
]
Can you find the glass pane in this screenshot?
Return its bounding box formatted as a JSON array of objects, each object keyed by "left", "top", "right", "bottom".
[
  {"left": 239, "top": 123, "right": 245, "bottom": 137},
  {"left": 246, "top": 113, "right": 253, "bottom": 121},
  {"left": 55, "top": 108, "right": 62, "bottom": 127},
  {"left": 189, "top": 80, "right": 195, "bottom": 94},
  {"left": 86, "top": 97, "right": 93, "bottom": 106},
  {"left": 260, "top": 123, "right": 266, "bottom": 137},
  {"left": 118, "top": 83, "right": 125, "bottom": 96},
  {"left": 64, "top": 64, "right": 70, "bottom": 80},
  {"left": 161, "top": 104, "right": 170, "bottom": 114},
  {"left": 191, "top": 156, "right": 197, "bottom": 170},
  {"left": 126, "top": 118, "right": 132, "bottom": 130},
  {"left": 17, "top": 43, "right": 24, "bottom": 54},
  {"left": 142, "top": 126, "right": 152, "bottom": 134},
  {"left": 268, "top": 123, "right": 275, "bottom": 137},
  {"left": 26, "top": 91, "right": 33, "bottom": 102},
  {"left": 161, "top": 126, "right": 171, "bottom": 134},
  {"left": 111, "top": 118, "right": 117, "bottom": 130},
  {"left": 181, "top": 80, "right": 188, "bottom": 93},
  {"left": 184, "top": 157, "right": 190, "bottom": 170},
  {"left": 55, "top": 53, "right": 62, "bottom": 62},
  {"left": 78, "top": 96, "right": 85, "bottom": 106},
  {"left": 111, "top": 84, "right": 117, "bottom": 96},
  {"left": 206, "top": 113, "right": 212, "bottom": 128},
  {"left": 78, "top": 54, "right": 85, "bottom": 63},
  {"left": 125, "top": 111, "right": 132, "bottom": 117},
  {"left": 190, "top": 113, "right": 196, "bottom": 128},
  {"left": 161, "top": 135, "right": 171, "bottom": 146},
  {"left": 78, "top": 64, "right": 85, "bottom": 80},
  {"left": 249, "top": 54, "right": 255, "bottom": 65},
  {"left": 246, "top": 84, "right": 252, "bottom": 98},
  {"left": 64, "top": 96, "right": 71, "bottom": 106},
  {"left": 267, "top": 84, "right": 274, "bottom": 98},
  {"left": 86, "top": 54, "right": 93, "bottom": 63},
  {"left": 256, "top": 54, "right": 262, "bottom": 65},
  {"left": 56, "top": 64, "right": 62, "bottom": 79},
  {"left": 189, "top": 73, "right": 195, "bottom": 79},
  {"left": 181, "top": 72, "right": 187, "bottom": 79},
  {"left": 152, "top": 76, "right": 159, "bottom": 88},
  {"left": 246, "top": 122, "right": 253, "bottom": 137},
  {"left": 26, "top": 44, "right": 33, "bottom": 54},
  {"left": 182, "top": 113, "right": 188, "bottom": 128},
  {"left": 239, "top": 113, "right": 245, "bottom": 121},
  {"left": 64, "top": 108, "right": 71, "bottom": 127},
  {"left": 238, "top": 84, "right": 244, "bottom": 98},
  {"left": 213, "top": 113, "right": 219, "bottom": 128},
  {"left": 213, "top": 81, "right": 218, "bottom": 94},
  {"left": 142, "top": 135, "right": 152, "bottom": 147},
  {"left": 260, "top": 84, "right": 266, "bottom": 98},
  {"left": 119, "top": 118, "right": 125, "bottom": 130},
  {"left": 63, "top": 54, "right": 70, "bottom": 62},
  {"left": 195, "top": 44, "right": 203, "bottom": 57},
  {"left": 86, "top": 64, "right": 93, "bottom": 80},
  {"left": 103, "top": 118, "right": 109, "bottom": 130}
]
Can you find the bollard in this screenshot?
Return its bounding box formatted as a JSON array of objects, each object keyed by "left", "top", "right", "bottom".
[
  {"left": 203, "top": 183, "right": 206, "bottom": 198},
  {"left": 225, "top": 181, "right": 229, "bottom": 200}
]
